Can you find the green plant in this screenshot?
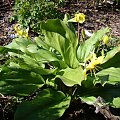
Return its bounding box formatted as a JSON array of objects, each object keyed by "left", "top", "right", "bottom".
[
  {"left": 11, "top": 0, "right": 64, "bottom": 33},
  {"left": 0, "top": 14, "right": 120, "bottom": 119}
]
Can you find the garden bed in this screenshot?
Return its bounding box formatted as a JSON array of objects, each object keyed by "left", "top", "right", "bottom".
[{"left": 0, "top": 1, "right": 120, "bottom": 120}]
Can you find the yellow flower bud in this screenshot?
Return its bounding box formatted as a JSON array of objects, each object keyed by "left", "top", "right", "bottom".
[{"left": 103, "top": 35, "right": 109, "bottom": 45}]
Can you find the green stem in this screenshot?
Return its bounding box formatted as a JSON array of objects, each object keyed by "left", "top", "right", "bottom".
[{"left": 78, "top": 22, "right": 80, "bottom": 41}]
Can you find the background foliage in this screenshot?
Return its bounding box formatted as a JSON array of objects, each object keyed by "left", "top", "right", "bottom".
[{"left": 11, "top": 0, "right": 64, "bottom": 33}]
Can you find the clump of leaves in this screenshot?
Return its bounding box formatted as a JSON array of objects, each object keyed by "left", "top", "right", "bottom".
[{"left": 0, "top": 14, "right": 120, "bottom": 120}]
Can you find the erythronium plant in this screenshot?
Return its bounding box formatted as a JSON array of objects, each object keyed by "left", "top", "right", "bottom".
[{"left": 0, "top": 14, "right": 120, "bottom": 120}]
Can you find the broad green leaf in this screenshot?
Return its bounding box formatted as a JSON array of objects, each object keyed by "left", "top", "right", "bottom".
[
  {"left": 15, "top": 49, "right": 60, "bottom": 65},
  {"left": 14, "top": 55, "right": 44, "bottom": 69},
  {"left": 77, "top": 27, "right": 109, "bottom": 62},
  {"left": 34, "top": 37, "right": 49, "bottom": 50},
  {"left": 80, "top": 96, "right": 120, "bottom": 108},
  {"left": 63, "top": 13, "right": 75, "bottom": 33},
  {"left": 14, "top": 89, "right": 70, "bottom": 120},
  {"left": 26, "top": 44, "right": 38, "bottom": 53},
  {"left": 6, "top": 38, "right": 32, "bottom": 53},
  {"left": 101, "top": 46, "right": 120, "bottom": 68},
  {"left": 0, "top": 67, "right": 45, "bottom": 96},
  {"left": 5, "top": 51, "right": 56, "bottom": 75},
  {"left": 18, "top": 55, "right": 57, "bottom": 75},
  {"left": 30, "top": 66, "right": 57, "bottom": 75},
  {"left": 76, "top": 84, "right": 120, "bottom": 108},
  {"left": 80, "top": 96, "right": 96, "bottom": 105},
  {"left": 29, "top": 49, "right": 60, "bottom": 62},
  {"left": 96, "top": 67, "right": 120, "bottom": 85},
  {"left": 103, "top": 45, "right": 120, "bottom": 63},
  {"left": 112, "top": 97, "right": 120, "bottom": 108},
  {"left": 41, "top": 19, "right": 79, "bottom": 68},
  {"left": 56, "top": 66, "right": 84, "bottom": 86},
  {"left": 6, "top": 37, "right": 62, "bottom": 64},
  {"left": 0, "top": 46, "right": 21, "bottom": 55},
  {"left": 1, "top": 69, "right": 44, "bottom": 84},
  {"left": 99, "top": 85, "right": 120, "bottom": 108},
  {"left": 0, "top": 84, "right": 41, "bottom": 96},
  {"left": 81, "top": 76, "right": 94, "bottom": 88},
  {"left": 10, "top": 58, "right": 57, "bottom": 75}
]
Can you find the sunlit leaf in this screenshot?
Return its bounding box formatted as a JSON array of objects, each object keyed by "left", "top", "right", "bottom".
[
  {"left": 76, "top": 84, "right": 120, "bottom": 108},
  {"left": 77, "top": 27, "right": 109, "bottom": 62},
  {"left": 96, "top": 67, "right": 120, "bottom": 85},
  {"left": 41, "top": 19, "right": 79, "bottom": 68},
  {"left": 56, "top": 66, "right": 84, "bottom": 86},
  {"left": 101, "top": 45, "right": 120, "bottom": 68}
]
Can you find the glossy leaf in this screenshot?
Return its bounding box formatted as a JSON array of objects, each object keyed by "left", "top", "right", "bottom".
[
  {"left": 113, "top": 97, "right": 120, "bottom": 108},
  {"left": 56, "top": 66, "right": 84, "bottom": 86},
  {"left": 76, "top": 84, "right": 120, "bottom": 108},
  {"left": 0, "top": 46, "right": 21, "bottom": 55},
  {"left": 41, "top": 19, "right": 79, "bottom": 68},
  {"left": 14, "top": 89, "right": 70, "bottom": 120},
  {"left": 18, "top": 56, "right": 57, "bottom": 75},
  {"left": 63, "top": 13, "right": 75, "bottom": 33},
  {"left": 34, "top": 37, "right": 49, "bottom": 50},
  {"left": 30, "top": 49, "right": 60, "bottom": 62},
  {"left": 104, "top": 45, "right": 120, "bottom": 63},
  {"left": 80, "top": 96, "right": 96, "bottom": 105},
  {"left": 96, "top": 67, "right": 120, "bottom": 85},
  {"left": 101, "top": 46, "right": 120, "bottom": 68},
  {"left": 26, "top": 44, "right": 38, "bottom": 53},
  {"left": 0, "top": 67, "right": 44, "bottom": 96},
  {"left": 6, "top": 38, "right": 32, "bottom": 53},
  {"left": 77, "top": 27, "right": 109, "bottom": 62},
  {"left": 6, "top": 38, "right": 61, "bottom": 64}
]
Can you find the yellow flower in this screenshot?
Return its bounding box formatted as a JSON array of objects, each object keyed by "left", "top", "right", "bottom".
[
  {"left": 84, "top": 50, "right": 104, "bottom": 78},
  {"left": 68, "top": 13, "right": 85, "bottom": 24},
  {"left": 74, "top": 13, "right": 85, "bottom": 23},
  {"left": 103, "top": 35, "right": 109, "bottom": 45},
  {"left": 14, "top": 24, "right": 29, "bottom": 38}
]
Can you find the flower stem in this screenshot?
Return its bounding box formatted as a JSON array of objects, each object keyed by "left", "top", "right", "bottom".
[{"left": 77, "top": 22, "right": 80, "bottom": 41}]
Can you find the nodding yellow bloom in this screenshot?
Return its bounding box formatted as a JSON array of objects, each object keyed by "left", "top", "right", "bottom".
[
  {"left": 14, "top": 24, "right": 29, "bottom": 38},
  {"left": 74, "top": 13, "right": 85, "bottom": 23},
  {"left": 84, "top": 50, "right": 104, "bottom": 78},
  {"left": 68, "top": 13, "right": 85, "bottom": 24},
  {"left": 103, "top": 35, "right": 109, "bottom": 45}
]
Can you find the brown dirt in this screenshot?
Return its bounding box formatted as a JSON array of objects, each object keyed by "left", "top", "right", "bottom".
[
  {"left": 59, "top": 99, "right": 120, "bottom": 120},
  {"left": 0, "top": 1, "right": 13, "bottom": 46},
  {"left": 61, "top": 1, "right": 120, "bottom": 37}
]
